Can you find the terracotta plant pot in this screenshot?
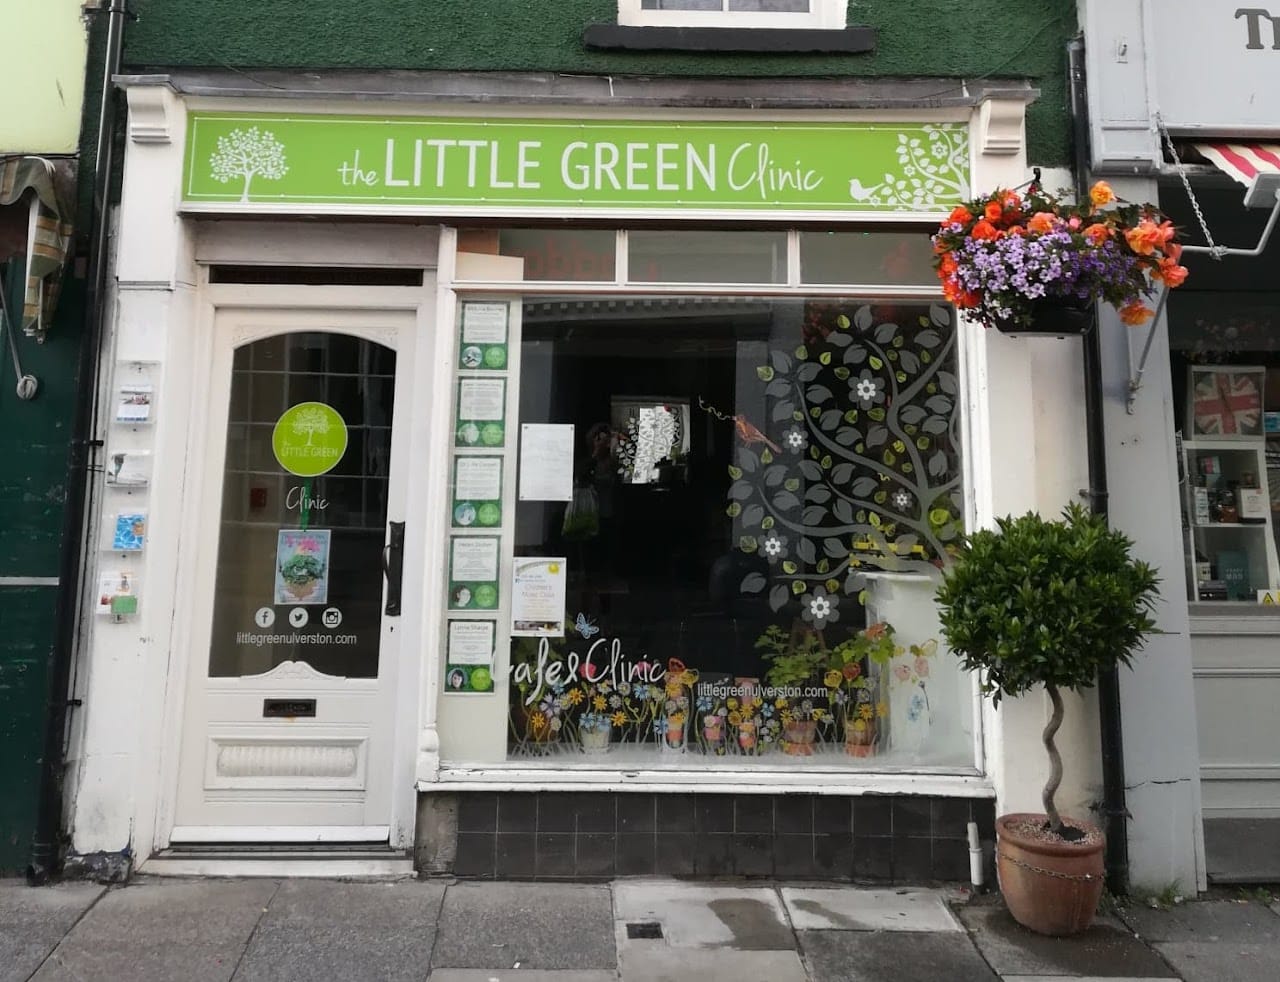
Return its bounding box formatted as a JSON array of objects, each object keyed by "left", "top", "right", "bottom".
[
  {"left": 996, "top": 812, "right": 1105, "bottom": 936},
  {"left": 782, "top": 719, "right": 817, "bottom": 756},
  {"left": 702, "top": 716, "right": 724, "bottom": 743},
  {"left": 737, "top": 721, "right": 757, "bottom": 751}
]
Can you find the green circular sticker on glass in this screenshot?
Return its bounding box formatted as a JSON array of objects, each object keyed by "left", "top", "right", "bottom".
[
  {"left": 482, "top": 346, "right": 507, "bottom": 369},
  {"left": 474, "top": 584, "right": 498, "bottom": 608},
  {"left": 477, "top": 502, "right": 501, "bottom": 526},
  {"left": 480, "top": 422, "right": 504, "bottom": 446},
  {"left": 272, "top": 402, "right": 348, "bottom": 477},
  {"left": 469, "top": 666, "right": 492, "bottom": 691}
]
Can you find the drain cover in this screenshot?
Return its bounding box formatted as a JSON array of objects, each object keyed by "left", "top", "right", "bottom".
[{"left": 626, "top": 921, "right": 664, "bottom": 939}]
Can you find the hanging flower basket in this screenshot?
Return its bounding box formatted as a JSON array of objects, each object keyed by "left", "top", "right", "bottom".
[{"left": 932, "top": 181, "right": 1189, "bottom": 333}]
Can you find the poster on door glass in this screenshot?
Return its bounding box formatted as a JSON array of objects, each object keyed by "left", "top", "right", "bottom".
[{"left": 274, "top": 529, "right": 331, "bottom": 605}]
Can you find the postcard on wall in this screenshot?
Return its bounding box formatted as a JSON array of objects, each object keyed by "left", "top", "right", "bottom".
[
  {"left": 518, "top": 424, "right": 574, "bottom": 501},
  {"left": 455, "top": 378, "right": 507, "bottom": 448},
  {"left": 458, "top": 301, "right": 509, "bottom": 371},
  {"left": 452, "top": 456, "right": 503, "bottom": 528},
  {"left": 96, "top": 570, "right": 139, "bottom": 617},
  {"left": 105, "top": 450, "right": 152, "bottom": 488},
  {"left": 448, "top": 536, "right": 500, "bottom": 610},
  {"left": 115, "top": 383, "right": 155, "bottom": 424},
  {"left": 444, "top": 619, "right": 497, "bottom": 694},
  {"left": 273, "top": 529, "right": 331, "bottom": 605},
  {"left": 510, "top": 556, "right": 567, "bottom": 637},
  {"left": 111, "top": 512, "right": 147, "bottom": 552}
]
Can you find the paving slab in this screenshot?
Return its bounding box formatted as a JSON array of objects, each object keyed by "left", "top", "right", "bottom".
[
  {"left": 232, "top": 879, "right": 446, "bottom": 982},
  {"left": 1003, "top": 977, "right": 1180, "bottom": 982},
  {"left": 782, "top": 887, "right": 961, "bottom": 933},
  {"left": 619, "top": 943, "right": 807, "bottom": 982},
  {"left": 959, "top": 905, "right": 1176, "bottom": 978},
  {"left": 432, "top": 882, "right": 616, "bottom": 970},
  {"left": 0, "top": 881, "right": 104, "bottom": 982},
  {"left": 799, "top": 929, "right": 998, "bottom": 982},
  {"left": 30, "top": 878, "right": 278, "bottom": 982},
  {"left": 1120, "top": 901, "right": 1280, "bottom": 943},
  {"left": 613, "top": 881, "right": 793, "bottom": 950},
  {"left": 1153, "top": 941, "right": 1280, "bottom": 982},
  {"left": 428, "top": 973, "right": 618, "bottom": 982}
]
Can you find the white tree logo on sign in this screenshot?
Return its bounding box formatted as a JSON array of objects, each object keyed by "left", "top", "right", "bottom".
[{"left": 209, "top": 126, "right": 289, "bottom": 202}]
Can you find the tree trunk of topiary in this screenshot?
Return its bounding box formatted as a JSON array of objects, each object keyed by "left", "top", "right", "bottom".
[{"left": 1042, "top": 683, "right": 1064, "bottom": 834}]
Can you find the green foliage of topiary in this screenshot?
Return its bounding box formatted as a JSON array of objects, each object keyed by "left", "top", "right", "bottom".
[
  {"left": 935, "top": 503, "right": 1159, "bottom": 704},
  {"left": 935, "top": 503, "right": 1160, "bottom": 834}
]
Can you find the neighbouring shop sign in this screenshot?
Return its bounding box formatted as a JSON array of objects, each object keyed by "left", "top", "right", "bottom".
[{"left": 182, "top": 112, "right": 971, "bottom": 214}]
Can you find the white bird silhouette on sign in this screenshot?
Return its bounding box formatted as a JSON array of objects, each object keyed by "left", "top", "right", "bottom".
[{"left": 848, "top": 178, "right": 882, "bottom": 202}]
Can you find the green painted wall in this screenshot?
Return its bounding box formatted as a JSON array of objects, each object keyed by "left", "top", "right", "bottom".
[
  {"left": 0, "top": 273, "right": 84, "bottom": 872},
  {"left": 123, "top": 0, "right": 1077, "bottom": 165}
]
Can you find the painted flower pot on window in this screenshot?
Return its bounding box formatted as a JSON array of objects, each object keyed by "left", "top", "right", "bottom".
[
  {"left": 782, "top": 719, "right": 817, "bottom": 756},
  {"left": 844, "top": 716, "right": 877, "bottom": 758},
  {"left": 702, "top": 714, "right": 725, "bottom": 744},
  {"left": 737, "top": 720, "right": 758, "bottom": 752},
  {"left": 579, "top": 715, "right": 611, "bottom": 754}
]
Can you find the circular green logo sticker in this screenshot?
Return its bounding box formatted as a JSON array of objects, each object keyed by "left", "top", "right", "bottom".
[
  {"left": 469, "top": 666, "right": 493, "bottom": 691},
  {"left": 477, "top": 502, "right": 501, "bottom": 526},
  {"left": 480, "top": 422, "right": 504, "bottom": 446},
  {"left": 474, "top": 584, "right": 498, "bottom": 608},
  {"left": 272, "top": 402, "right": 348, "bottom": 477},
  {"left": 482, "top": 346, "right": 507, "bottom": 369}
]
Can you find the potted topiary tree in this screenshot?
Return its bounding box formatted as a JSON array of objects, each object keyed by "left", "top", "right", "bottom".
[{"left": 935, "top": 503, "right": 1159, "bottom": 936}]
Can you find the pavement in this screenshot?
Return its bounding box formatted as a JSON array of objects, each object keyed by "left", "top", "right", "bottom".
[{"left": 2, "top": 876, "right": 1280, "bottom": 982}]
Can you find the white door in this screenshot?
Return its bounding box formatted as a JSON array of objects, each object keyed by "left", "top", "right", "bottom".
[{"left": 172, "top": 303, "right": 416, "bottom": 842}]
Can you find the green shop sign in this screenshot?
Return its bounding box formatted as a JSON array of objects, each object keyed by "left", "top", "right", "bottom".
[{"left": 183, "top": 112, "right": 970, "bottom": 215}]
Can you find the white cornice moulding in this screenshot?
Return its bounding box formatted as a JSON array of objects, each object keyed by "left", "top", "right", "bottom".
[
  {"left": 127, "top": 85, "right": 179, "bottom": 145},
  {"left": 976, "top": 99, "right": 1026, "bottom": 156}
]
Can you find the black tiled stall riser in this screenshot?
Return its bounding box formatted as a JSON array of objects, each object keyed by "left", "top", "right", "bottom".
[{"left": 442, "top": 790, "right": 994, "bottom": 882}]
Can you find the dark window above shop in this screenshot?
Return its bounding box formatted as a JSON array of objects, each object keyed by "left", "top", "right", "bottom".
[{"left": 586, "top": 0, "right": 876, "bottom": 52}]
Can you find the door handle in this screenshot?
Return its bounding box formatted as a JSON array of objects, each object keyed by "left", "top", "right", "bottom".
[{"left": 383, "top": 521, "right": 405, "bottom": 616}]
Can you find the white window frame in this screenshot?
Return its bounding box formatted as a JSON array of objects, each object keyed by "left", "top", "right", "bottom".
[{"left": 618, "top": 0, "right": 847, "bottom": 30}]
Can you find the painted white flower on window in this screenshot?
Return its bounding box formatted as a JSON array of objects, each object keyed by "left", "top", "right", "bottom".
[
  {"left": 852, "top": 369, "right": 885, "bottom": 408},
  {"left": 783, "top": 425, "right": 808, "bottom": 453},
  {"left": 800, "top": 586, "right": 840, "bottom": 629},
  {"left": 762, "top": 531, "right": 788, "bottom": 563}
]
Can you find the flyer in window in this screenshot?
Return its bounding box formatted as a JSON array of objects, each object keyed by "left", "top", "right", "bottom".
[
  {"left": 444, "top": 619, "right": 497, "bottom": 694},
  {"left": 510, "top": 556, "right": 567, "bottom": 637},
  {"left": 274, "top": 529, "right": 331, "bottom": 605},
  {"left": 452, "top": 455, "right": 503, "bottom": 528},
  {"left": 458, "top": 301, "right": 509, "bottom": 371},
  {"left": 518, "top": 423, "right": 574, "bottom": 501},
  {"left": 449, "top": 536, "right": 500, "bottom": 610},
  {"left": 455, "top": 378, "right": 507, "bottom": 448}
]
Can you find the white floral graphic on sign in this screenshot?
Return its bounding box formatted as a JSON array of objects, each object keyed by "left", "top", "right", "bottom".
[
  {"left": 847, "top": 125, "right": 970, "bottom": 210},
  {"left": 290, "top": 405, "right": 331, "bottom": 446},
  {"left": 209, "top": 126, "right": 289, "bottom": 202}
]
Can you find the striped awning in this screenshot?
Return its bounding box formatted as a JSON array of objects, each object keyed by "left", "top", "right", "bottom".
[{"left": 1193, "top": 143, "right": 1280, "bottom": 187}]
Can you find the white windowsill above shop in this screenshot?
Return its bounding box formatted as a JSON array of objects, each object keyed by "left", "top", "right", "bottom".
[
  {"left": 1189, "top": 605, "right": 1280, "bottom": 635},
  {"left": 425, "top": 764, "right": 992, "bottom": 797}
]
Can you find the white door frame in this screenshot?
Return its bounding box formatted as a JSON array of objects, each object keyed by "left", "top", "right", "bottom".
[{"left": 151, "top": 280, "right": 437, "bottom": 851}]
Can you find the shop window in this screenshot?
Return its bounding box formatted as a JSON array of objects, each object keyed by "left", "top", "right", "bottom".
[
  {"left": 799, "top": 231, "right": 936, "bottom": 287},
  {"left": 493, "top": 294, "right": 970, "bottom": 767},
  {"left": 629, "top": 230, "right": 787, "bottom": 284},
  {"left": 1164, "top": 181, "right": 1280, "bottom": 605},
  {"left": 618, "top": 1, "right": 846, "bottom": 30}
]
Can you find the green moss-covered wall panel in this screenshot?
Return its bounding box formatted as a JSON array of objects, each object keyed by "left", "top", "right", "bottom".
[{"left": 123, "top": 0, "right": 1077, "bottom": 165}]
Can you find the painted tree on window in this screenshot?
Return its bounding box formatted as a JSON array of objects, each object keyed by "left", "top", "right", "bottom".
[
  {"left": 290, "top": 406, "right": 331, "bottom": 446},
  {"left": 209, "top": 127, "right": 289, "bottom": 202},
  {"left": 729, "top": 301, "right": 965, "bottom": 613}
]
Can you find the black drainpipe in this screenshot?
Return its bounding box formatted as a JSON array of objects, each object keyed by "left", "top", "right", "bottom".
[
  {"left": 1068, "top": 35, "right": 1130, "bottom": 896},
  {"left": 28, "top": 0, "right": 129, "bottom": 885}
]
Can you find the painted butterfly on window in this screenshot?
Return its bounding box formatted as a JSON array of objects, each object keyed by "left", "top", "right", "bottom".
[{"left": 574, "top": 612, "right": 600, "bottom": 639}]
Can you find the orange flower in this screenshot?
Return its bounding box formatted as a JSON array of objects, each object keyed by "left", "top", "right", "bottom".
[
  {"left": 1119, "top": 302, "right": 1154, "bottom": 325},
  {"left": 1089, "top": 181, "right": 1115, "bottom": 207},
  {"left": 1027, "top": 211, "right": 1057, "bottom": 234},
  {"left": 1083, "top": 223, "right": 1112, "bottom": 245},
  {"left": 1156, "top": 220, "right": 1177, "bottom": 246},
  {"left": 983, "top": 200, "right": 1004, "bottom": 223},
  {"left": 947, "top": 205, "right": 972, "bottom": 225},
  {"left": 1001, "top": 191, "right": 1023, "bottom": 212},
  {"left": 1125, "top": 219, "right": 1163, "bottom": 256},
  {"left": 970, "top": 219, "right": 1000, "bottom": 241},
  {"left": 1163, "top": 241, "right": 1183, "bottom": 263},
  {"left": 864, "top": 621, "right": 888, "bottom": 640},
  {"left": 1154, "top": 258, "right": 1189, "bottom": 288},
  {"left": 938, "top": 253, "right": 958, "bottom": 277}
]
